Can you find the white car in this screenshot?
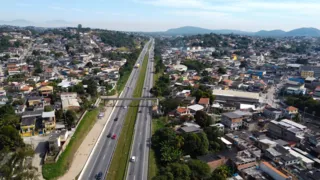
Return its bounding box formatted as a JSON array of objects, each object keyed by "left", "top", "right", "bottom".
[
  {"left": 124, "top": 106, "right": 127, "bottom": 109},
  {"left": 130, "top": 156, "right": 136, "bottom": 162}
]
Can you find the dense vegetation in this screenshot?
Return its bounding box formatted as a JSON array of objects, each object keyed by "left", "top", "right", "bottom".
[
  {"left": 99, "top": 31, "right": 135, "bottom": 48},
  {"left": 151, "top": 124, "right": 225, "bottom": 179},
  {"left": 116, "top": 49, "right": 141, "bottom": 91},
  {"left": 182, "top": 60, "right": 206, "bottom": 72},
  {"left": 0, "top": 36, "right": 23, "bottom": 52},
  {"left": 286, "top": 95, "right": 320, "bottom": 116},
  {"left": 0, "top": 105, "right": 38, "bottom": 179}
]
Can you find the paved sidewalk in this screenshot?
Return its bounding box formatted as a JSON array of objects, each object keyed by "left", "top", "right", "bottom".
[{"left": 59, "top": 98, "right": 116, "bottom": 180}]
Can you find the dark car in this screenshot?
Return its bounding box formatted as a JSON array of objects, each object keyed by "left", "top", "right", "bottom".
[
  {"left": 107, "top": 133, "right": 112, "bottom": 138},
  {"left": 95, "top": 172, "right": 103, "bottom": 180},
  {"left": 138, "top": 110, "right": 142, "bottom": 113},
  {"left": 114, "top": 117, "right": 118, "bottom": 121}
]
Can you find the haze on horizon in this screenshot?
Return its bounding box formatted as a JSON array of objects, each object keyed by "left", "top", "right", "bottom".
[{"left": 1, "top": 0, "right": 320, "bottom": 32}]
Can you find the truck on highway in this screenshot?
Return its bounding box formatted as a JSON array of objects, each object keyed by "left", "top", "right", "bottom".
[{"left": 134, "top": 63, "right": 140, "bottom": 68}]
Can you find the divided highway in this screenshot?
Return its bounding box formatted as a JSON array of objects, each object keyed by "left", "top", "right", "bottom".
[
  {"left": 126, "top": 39, "right": 154, "bottom": 180},
  {"left": 79, "top": 39, "right": 152, "bottom": 180}
]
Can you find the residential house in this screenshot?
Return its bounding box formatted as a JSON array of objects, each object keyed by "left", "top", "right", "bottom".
[
  {"left": 178, "top": 126, "right": 203, "bottom": 134},
  {"left": 20, "top": 117, "right": 36, "bottom": 137},
  {"left": 61, "top": 93, "right": 80, "bottom": 111},
  {"left": 187, "top": 104, "right": 204, "bottom": 114},
  {"left": 263, "top": 106, "right": 283, "bottom": 120},
  {"left": 182, "top": 96, "right": 196, "bottom": 105},
  {"left": 260, "top": 161, "right": 290, "bottom": 180},
  {"left": 20, "top": 85, "right": 33, "bottom": 94},
  {"left": 38, "top": 86, "right": 53, "bottom": 96},
  {"left": 27, "top": 96, "right": 42, "bottom": 106},
  {"left": 198, "top": 98, "right": 210, "bottom": 109},
  {"left": 267, "top": 119, "right": 306, "bottom": 142},
  {"left": 176, "top": 106, "right": 190, "bottom": 117},
  {"left": 42, "top": 68, "right": 55, "bottom": 80},
  {"left": 284, "top": 106, "right": 299, "bottom": 119},
  {"left": 301, "top": 70, "right": 314, "bottom": 78},
  {"left": 232, "top": 150, "right": 257, "bottom": 171},
  {"left": 176, "top": 90, "right": 191, "bottom": 98},
  {"left": 42, "top": 111, "right": 56, "bottom": 134},
  {"left": 221, "top": 111, "right": 243, "bottom": 130}
]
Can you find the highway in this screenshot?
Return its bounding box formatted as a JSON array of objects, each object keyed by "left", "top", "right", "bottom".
[
  {"left": 79, "top": 39, "right": 152, "bottom": 180},
  {"left": 126, "top": 39, "right": 154, "bottom": 180}
]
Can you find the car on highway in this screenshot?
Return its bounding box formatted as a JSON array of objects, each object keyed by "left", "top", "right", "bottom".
[
  {"left": 138, "top": 110, "right": 142, "bottom": 113},
  {"left": 114, "top": 117, "right": 118, "bottom": 121},
  {"left": 111, "top": 134, "right": 117, "bottom": 139},
  {"left": 107, "top": 133, "right": 112, "bottom": 138},
  {"left": 130, "top": 156, "right": 136, "bottom": 162},
  {"left": 95, "top": 172, "right": 102, "bottom": 180},
  {"left": 124, "top": 106, "right": 127, "bottom": 109}
]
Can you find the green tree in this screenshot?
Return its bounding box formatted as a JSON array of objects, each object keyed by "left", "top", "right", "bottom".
[
  {"left": 183, "top": 132, "right": 209, "bottom": 157},
  {"left": 293, "top": 114, "right": 301, "bottom": 123},
  {"left": 187, "top": 160, "right": 211, "bottom": 180},
  {"left": 77, "top": 24, "right": 82, "bottom": 33},
  {"left": 0, "top": 126, "right": 25, "bottom": 151},
  {"left": 210, "top": 165, "right": 232, "bottom": 180},
  {"left": 201, "top": 70, "right": 209, "bottom": 77},
  {"left": 69, "top": 83, "right": 85, "bottom": 94},
  {"left": 194, "top": 111, "right": 212, "bottom": 128},
  {"left": 12, "top": 99, "right": 24, "bottom": 106},
  {"left": 159, "top": 142, "right": 183, "bottom": 164},
  {"left": 218, "top": 67, "right": 226, "bottom": 74},
  {"left": 0, "top": 104, "right": 15, "bottom": 116},
  {"left": 204, "top": 126, "right": 224, "bottom": 152},
  {"left": 82, "top": 78, "right": 98, "bottom": 97},
  {"left": 165, "top": 163, "right": 191, "bottom": 180},
  {"left": 55, "top": 109, "right": 64, "bottom": 121},
  {"left": 44, "top": 106, "right": 53, "bottom": 112},
  {"left": 65, "top": 110, "right": 77, "bottom": 128},
  {"left": 183, "top": 60, "right": 205, "bottom": 72},
  {"left": 152, "top": 128, "right": 178, "bottom": 149},
  {"left": 160, "top": 99, "right": 181, "bottom": 115}
]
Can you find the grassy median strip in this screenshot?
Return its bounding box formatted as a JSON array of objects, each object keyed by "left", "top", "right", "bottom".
[
  {"left": 106, "top": 51, "right": 149, "bottom": 180},
  {"left": 148, "top": 117, "right": 166, "bottom": 180},
  {"left": 42, "top": 109, "right": 99, "bottom": 180}
]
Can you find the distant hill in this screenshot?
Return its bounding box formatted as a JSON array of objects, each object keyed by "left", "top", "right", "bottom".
[
  {"left": 0, "top": 19, "right": 34, "bottom": 26},
  {"left": 164, "top": 26, "right": 252, "bottom": 35},
  {"left": 286, "top": 27, "right": 320, "bottom": 37},
  {"left": 161, "top": 26, "right": 320, "bottom": 37},
  {"left": 255, "top": 30, "right": 286, "bottom": 37},
  {"left": 0, "top": 19, "right": 76, "bottom": 28}
]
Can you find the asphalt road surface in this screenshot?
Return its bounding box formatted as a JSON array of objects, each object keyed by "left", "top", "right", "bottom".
[
  {"left": 126, "top": 39, "right": 154, "bottom": 180},
  {"left": 79, "top": 39, "right": 152, "bottom": 180}
]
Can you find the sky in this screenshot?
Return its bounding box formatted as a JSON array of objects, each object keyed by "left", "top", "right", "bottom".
[{"left": 1, "top": 0, "right": 320, "bottom": 32}]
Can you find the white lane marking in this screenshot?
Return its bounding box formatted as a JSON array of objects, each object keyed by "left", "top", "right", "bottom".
[{"left": 79, "top": 41, "right": 151, "bottom": 180}]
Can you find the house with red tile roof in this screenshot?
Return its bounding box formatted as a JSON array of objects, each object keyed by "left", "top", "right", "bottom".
[
  {"left": 284, "top": 106, "right": 299, "bottom": 119},
  {"left": 198, "top": 98, "right": 210, "bottom": 108},
  {"left": 176, "top": 106, "right": 190, "bottom": 117}
]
